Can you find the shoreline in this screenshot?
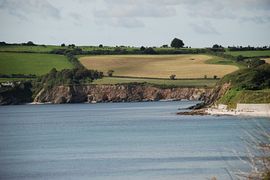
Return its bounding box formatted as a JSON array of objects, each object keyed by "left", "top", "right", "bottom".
[{"left": 206, "top": 108, "right": 270, "bottom": 118}]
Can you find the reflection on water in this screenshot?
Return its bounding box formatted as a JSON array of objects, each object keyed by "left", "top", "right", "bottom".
[{"left": 0, "top": 101, "right": 269, "bottom": 180}]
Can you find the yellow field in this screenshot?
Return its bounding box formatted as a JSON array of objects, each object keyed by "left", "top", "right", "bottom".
[
  {"left": 79, "top": 55, "right": 238, "bottom": 78},
  {"left": 264, "top": 58, "right": 270, "bottom": 64}
]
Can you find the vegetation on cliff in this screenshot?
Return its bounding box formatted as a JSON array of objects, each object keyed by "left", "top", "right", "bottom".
[{"left": 216, "top": 63, "right": 270, "bottom": 108}]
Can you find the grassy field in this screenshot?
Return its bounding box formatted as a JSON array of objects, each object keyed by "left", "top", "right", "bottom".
[
  {"left": 79, "top": 54, "right": 239, "bottom": 79},
  {"left": 0, "top": 52, "right": 73, "bottom": 75},
  {"left": 0, "top": 45, "right": 66, "bottom": 53},
  {"left": 225, "top": 50, "right": 270, "bottom": 57},
  {"left": 92, "top": 77, "right": 218, "bottom": 87}
]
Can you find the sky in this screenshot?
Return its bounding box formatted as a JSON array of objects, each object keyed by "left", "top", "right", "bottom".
[{"left": 0, "top": 0, "right": 269, "bottom": 48}]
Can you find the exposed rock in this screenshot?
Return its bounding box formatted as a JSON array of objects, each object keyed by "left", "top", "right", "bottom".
[
  {"left": 34, "top": 84, "right": 214, "bottom": 104},
  {"left": 0, "top": 82, "right": 32, "bottom": 105},
  {"left": 177, "top": 109, "right": 209, "bottom": 116}
]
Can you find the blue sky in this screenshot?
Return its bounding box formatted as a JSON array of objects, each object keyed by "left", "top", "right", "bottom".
[{"left": 0, "top": 0, "right": 269, "bottom": 47}]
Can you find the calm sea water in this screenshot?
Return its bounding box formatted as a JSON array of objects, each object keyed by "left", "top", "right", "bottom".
[{"left": 0, "top": 101, "right": 269, "bottom": 180}]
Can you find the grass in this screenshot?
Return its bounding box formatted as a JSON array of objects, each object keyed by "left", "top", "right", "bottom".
[
  {"left": 0, "top": 45, "right": 65, "bottom": 53},
  {"left": 218, "top": 88, "right": 270, "bottom": 109},
  {"left": 92, "top": 77, "right": 218, "bottom": 87},
  {"left": 205, "top": 56, "right": 246, "bottom": 69},
  {"left": 225, "top": 50, "right": 270, "bottom": 57},
  {"left": 0, "top": 52, "right": 73, "bottom": 75},
  {"left": 0, "top": 78, "right": 34, "bottom": 83},
  {"left": 79, "top": 54, "right": 239, "bottom": 79}
]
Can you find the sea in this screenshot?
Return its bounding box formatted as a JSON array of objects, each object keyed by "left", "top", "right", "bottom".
[{"left": 0, "top": 101, "right": 269, "bottom": 180}]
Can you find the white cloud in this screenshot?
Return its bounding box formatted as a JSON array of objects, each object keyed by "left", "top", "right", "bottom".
[
  {"left": 0, "top": 0, "right": 61, "bottom": 20},
  {"left": 189, "top": 21, "right": 220, "bottom": 35}
]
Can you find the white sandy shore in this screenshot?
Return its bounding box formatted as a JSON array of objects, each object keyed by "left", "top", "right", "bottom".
[{"left": 206, "top": 108, "right": 270, "bottom": 117}]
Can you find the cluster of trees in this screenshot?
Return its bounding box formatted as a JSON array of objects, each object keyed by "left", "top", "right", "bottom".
[
  {"left": 221, "top": 63, "right": 270, "bottom": 90},
  {"left": 228, "top": 46, "right": 270, "bottom": 51},
  {"left": 35, "top": 68, "right": 103, "bottom": 88},
  {"left": 0, "top": 41, "right": 38, "bottom": 46},
  {"left": 0, "top": 74, "right": 36, "bottom": 78}
]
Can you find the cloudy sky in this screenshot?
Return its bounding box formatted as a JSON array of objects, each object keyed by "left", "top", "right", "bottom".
[{"left": 0, "top": 0, "right": 269, "bottom": 47}]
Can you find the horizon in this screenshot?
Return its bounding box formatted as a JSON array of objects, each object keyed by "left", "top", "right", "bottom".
[{"left": 0, "top": 0, "right": 270, "bottom": 48}]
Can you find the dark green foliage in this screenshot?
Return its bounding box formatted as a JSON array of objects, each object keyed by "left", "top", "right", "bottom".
[
  {"left": 0, "top": 81, "right": 33, "bottom": 105},
  {"left": 209, "top": 44, "right": 225, "bottom": 52},
  {"left": 220, "top": 63, "right": 270, "bottom": 90},
  {"left": 171, "top": 38, "right": 185, "bottom": 48},
  {"left": 212, "top": 44, "right": 223, "bottom": 49},
  {"left": 143, "top": 47, "right": 157, "bottom": 54},
  {"left": 61, "top": 43, "right": 65, "bottom": 47},
  {"left": 140, "top": 46, "right": 146, "bottom": 51},
  {"left": 236, "top": 55, "right": 245, "bottom": 61},
  {"left": 245, "top": 58, "right": 265, "bottom": 68},
  {"left": 228, "top": 45, "right": 270, "bottom": 51},
  {"left": 35, "top": 68, "right": 103, "bottom": 88},
  {"left": 0, "top": 74, "right": 36, "bottom": 78}
]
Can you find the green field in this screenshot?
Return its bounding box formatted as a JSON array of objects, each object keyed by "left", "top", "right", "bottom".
[
  {"left": 225, "top": 50, "right": 270, "bottom": 57},
  {"left": 92, "top": 77, "right": 218, "bottom": 87},
  {"left": 80, "top": 54, "right": 239, "bottom": 79},
  {"left": 0, "top": 45, "right": 66, "bottom": 53},
  {"left": 0, "top": 52, "right": 73, "bottom": 75}
]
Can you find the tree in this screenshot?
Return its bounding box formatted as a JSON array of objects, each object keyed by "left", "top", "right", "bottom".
[
  {"left": 61, "top": 43, "right": 66, "bottom": 47},
  {"left": 99, "top": 44, "right": 103, "bottom": 48},
  {"left": 212, "top": 44, "right": 223, "bottom": 48},
  {"left": 107, "top": 70, "right": 114, "bottom": 77},
  {"left": 204, "top": 75, "right": 207, "bottom": 79},
  {"left": 140, "top": 46, "right": 146, "bottom": 51},
  {"left": 171, "top": 38, "right": 184, "bottom": 48},
  {"left": 170, "top": 74, "right": 176, "bottom": 80},
  {"left": 213, "top": 75, "right": 217, "bottom": 79},
  {"left": 161, "top": 44, "right": 168, "bottom": 48},
  {"left": 26, "top": 41, "right": 35, "bottom": 46},
  {"left": 144, "top": 47, "right": 157, "bottom": 54}
]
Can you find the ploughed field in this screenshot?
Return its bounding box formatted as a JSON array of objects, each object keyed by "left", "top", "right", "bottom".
[
  {"left": 0, "top": 52, "right": 73, "bottom": 75},
  {"left": 79, "top": 55, "right": 238, "bottom": 79}
]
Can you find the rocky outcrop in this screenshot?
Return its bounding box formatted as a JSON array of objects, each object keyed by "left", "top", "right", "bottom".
[
  {"left": 204, "top": 83, "right": 231, "bottom": 106},
  {"left": 34, "top": 84, "right": 214, "bottom": 104},
  {"left": 0, "top": 82, "right": 33, "bottom": 105}
]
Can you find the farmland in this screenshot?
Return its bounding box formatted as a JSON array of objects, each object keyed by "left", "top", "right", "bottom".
[
  {"left": 0, "top": 52, "right": 73, "bottom": 75},
  {"left": 225, "top": 50, "right": 270, "bottom": 57},
  {"left": 264, "top": 58, "right": 270, "bottom": 64},
  {"left": 92, "top": 77, "right": 218, "bottom": 87},
  {"left": 79, "top": 54, "right": 239, "bottom": 79}
]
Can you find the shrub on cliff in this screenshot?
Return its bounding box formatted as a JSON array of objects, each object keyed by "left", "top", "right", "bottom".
[
  {"left": 220, "top": 63, "right": 270, "bottom": 90},
  {"left": 35, "top": 68, "right": 103, "bottom": 88}
]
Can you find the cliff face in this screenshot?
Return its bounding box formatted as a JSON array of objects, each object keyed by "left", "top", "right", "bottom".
[
  {"left": 34, "top": 84, "right": 214, "bottom": 104},
  {"left": 204, "top": 83, "right": 231, "bottom": 106}
]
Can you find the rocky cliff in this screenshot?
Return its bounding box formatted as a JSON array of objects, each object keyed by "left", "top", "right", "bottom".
[{"left": 34, "top": 84, "right": 214, "bottom": 104}]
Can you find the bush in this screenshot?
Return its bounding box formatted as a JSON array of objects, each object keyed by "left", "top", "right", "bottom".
[
  {"left": 107, "top": 70, "right": 114, "bottom": 77},
  {"left": 170, "top": 74, "right": 176, "bottom": 80}
]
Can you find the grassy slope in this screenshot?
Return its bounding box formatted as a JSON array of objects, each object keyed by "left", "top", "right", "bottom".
[
  {"left": 216, "top": 63, "right": 270, "bottom": 108},
  {"left": 218, "top": 89, "right": 270, "bottom": 109},
  {"left": 79, "top": 54, "right": 239, "bottom": 79},
  {"left": 225, "top": 50, "right": 270, "bottom": 57},
  {"left": 93, "top": 77, "right": 218, "bottom": 87},
  {"left": 0, "top": 52, "right": 73, "bottom": 75}
]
